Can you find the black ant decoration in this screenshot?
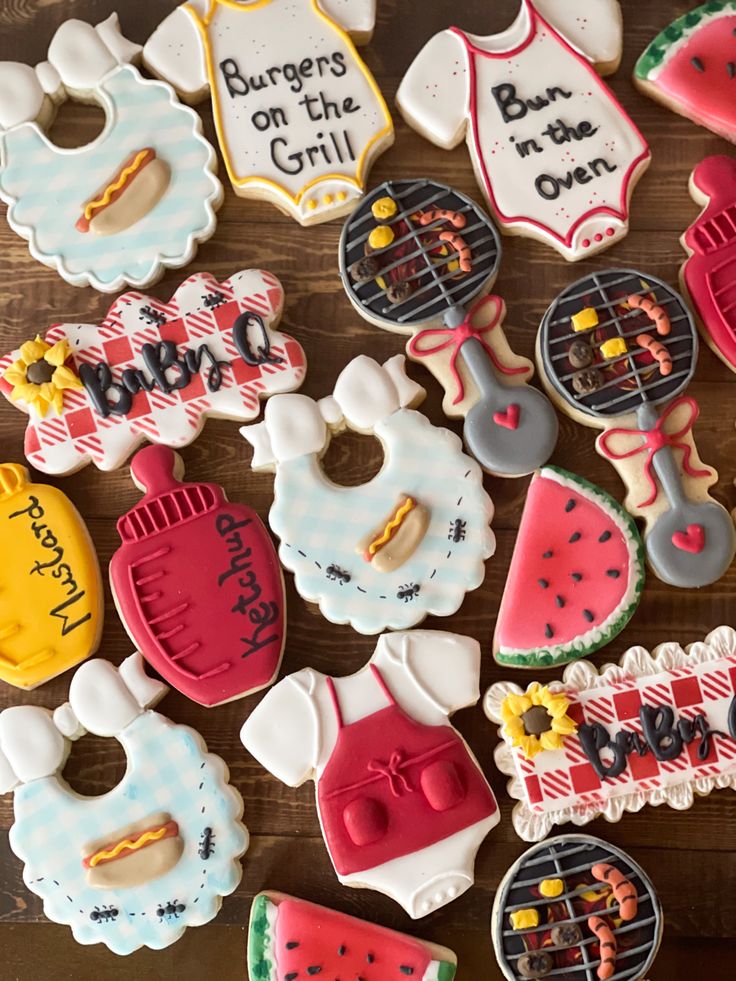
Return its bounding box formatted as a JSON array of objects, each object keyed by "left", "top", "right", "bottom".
[
  {"left": 139, "top": 305, "right": 167, "bottom": 327},
  {"left": 157, "top": 900, "right": 186, "bottom": 921},
  {"left": 203, "top": 291, "right": 226, "bottom": 309},
  {"left": 326, "top": 565, "right": 351, "bottom": 585},
  {"left": 397, "top": 583, "right": 420, "bottom": 602},
  {"left": 198, "top": 827, "right": 215, "bottom": 860},
  {"left": 448, "top": 519, "right": 467, "bottom": 543},
  {"left": 89, "top": 905, "right": 119, "bottom": 923}
]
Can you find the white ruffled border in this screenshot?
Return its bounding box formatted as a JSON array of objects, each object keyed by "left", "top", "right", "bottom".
[{"left": 484, "top": 625, "right": 736, "bottom": 841}]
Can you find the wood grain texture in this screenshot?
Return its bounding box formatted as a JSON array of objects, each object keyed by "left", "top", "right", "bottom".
[{"left": 0, "top": 0, "right": 735, "bottom": 977}]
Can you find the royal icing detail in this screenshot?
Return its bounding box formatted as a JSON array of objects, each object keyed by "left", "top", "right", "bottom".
[
  {"left": 0, "top": 270, "right": 306, "bottom": 475},
  {"left": 143, "top": 0, "right": 393, "bottom": 225},
  {"left": 396, "top": 0, "right": 650, "bottom": 262},
  {"left": 494, "top": 467, "right": 645, "bottom": 669},
  {"left": 0, "top": 463, "right": 103, "bottom": 690},
  {"left": 241, "top": 631, "right": 499, "bottom": 918},
  {"left": 634, "top": 1, "right": 736, "bottom": 142},
  {"left": 340, "top": 179, "right": 559, "bottom": 477},
  {"left": 241, "top": 354, "right": 495, "bottom": 634},
  {"left": 532, "top": 1, "right": 623, "bottom": 73},
  {"left": 110, "top": 446, "right": 285, "bottom": 707},
  {"left": 537, "top": 268, "right": 736, "bottom": 589},
  {"left": 486, "top": 625, "right": 736, "bottom": 843},
  {"left": 0, "top": 14, "right": 222, "bottom": 292},
  {"left": 0, "top": 654, "right": 248, "bottom": 953},
  {"left": 248, "top": 892, "right": 458, "bottom": 980},
  {"left": 492, "top": 836, "right": 663, "bottom": 981}
]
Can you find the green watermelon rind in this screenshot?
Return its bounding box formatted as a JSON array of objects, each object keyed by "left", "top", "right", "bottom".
[
  {"left": 495, "top": 466, "right": 645, "bottom": 669},
  {"left": 247, "top": 894, "right": 276, "bottom": 981},
  {"left": 635, "top": 1, "right": 736, "bottom": 80}
]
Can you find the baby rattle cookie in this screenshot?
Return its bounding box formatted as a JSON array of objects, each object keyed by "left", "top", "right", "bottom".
[
  {"left": 0, "top": 653, "right": 248, "bottom": 954},
  {"left": 635, "top": 2, "right": 736, "bottom": 143},
  {"left": 248, "top": 892, "right": 458, "bottom": 980},
  {"left": 110, "top": 445, "right": 285, "bottom": 707},
  {"left": 494, "top": 466, "right": 644, "bottom": 670},
  {"left": 0, "top": 14, "right": 222, "bottom": 292},
  {"left": 241, "top": 630, "right": 499, "bottom": 919},
  {"left": 485, "top": 624, "right": 736, "bottom": 842},
  {"left": 492, "top": 835, "right": 663, "bottom": 981},
  {"left": 241, "top": 353, "right": 495, "bottom": 634},
  {"left": 537, "top": 268, "right": 736, "bottom": 589},
  {"left": 143, "top": 0, "right": 393, "bottom": 226},
  {"left": 0, "top": 269, "right": 306, "bottom": 475},
  {"left": 0, "top": 463, "right": 103, "bottom": 690},
  {"left": 339, "top": 178, "right": 559, "bottom": 477},
  {"left": 396, "top": 0, "right": 650, "bottom": 262}
]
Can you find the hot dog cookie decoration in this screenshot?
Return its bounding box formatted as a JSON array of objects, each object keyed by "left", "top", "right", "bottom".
[
  {"left": 0, "top": 14, "right": 222, "bottom": 292},
  {"left": 0, "top": 653, "right": 248, "bottom": 954},
  {"left": 241, "top": 354, "right": 495, "bottom": 634},
  {"left": 396, "top": 0, "right": 650, "bottom": 262},
  {"left": 340, "top": 179, "right": 559, "bottom": 478},
  {"left": 143, "top": 0, "right": 393, "bottom": 226},
  {"left": 0, "top": 463, "right": 103, "bottom": 690},
  {"left": 492, "top": 836, "right": 663, "bottom": 981},
  {"left": 485, "top": 624, "right": 736, "bottom": 842},
  {"left": 537, "top": 268, "right": 736, "bottom": 589},
  {"left": 0, "top": 269, "right": 306, "bottom": 475},
  {"left": 110, "top": 446, "right": 285, "bottom": 707}
]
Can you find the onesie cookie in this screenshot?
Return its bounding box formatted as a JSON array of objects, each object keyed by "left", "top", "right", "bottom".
[
  {"left": 110, "top": 445, "right": 285, "bottom": 707},
  {"left": 485, "top": 625, "right": 736, "bottom": 841},
  {"left": 143, "top": 0, "right": 393, "bottom": 226},
  {"left": 494, "top": 467, "right": 644, "bottom": 669},
  {"left": 0, "top": 653, "right": 248, "bottom": 954},
  {"left": 537, "top": 268, "right": 735, "bottom": 588},
  {"left": 241, "top": 630, "right": 499, "bottom": 918},
  {"left": 340, "top": 178, "right": 559, "bottom": 477},
  {"left": 241, "top": 354, "right": 495, "bottom": 634},
  {"left": 635, "top": 2, "right": 736, "bottom": 143},
  {"left": 533, "top": 1, "right": 623, "bottom": 75},
  {"left": 492, "top": 836, "right": 663, "bottom": 981},
  {"left": 0, "top": 14, "right": 222, "bottom": 292},
  {"left": 0, "top": 269, "right": 306, "bottom": 475},
  {"left": 0, "top": 463, "right": 103, "bottom": 690},
  {"left": 248, "top": 892, "right": 458, "bottom": 980},
  {"left": 397, "top": 1, "right": 650, "bottom": 262}
]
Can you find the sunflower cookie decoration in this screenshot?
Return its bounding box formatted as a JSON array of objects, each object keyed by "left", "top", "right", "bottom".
[
  {"left": 3, "top": 336, "right": 82, "bottom": 418},
  {"left": 499, "top": 684, "right": 577, "bottom": 759}
]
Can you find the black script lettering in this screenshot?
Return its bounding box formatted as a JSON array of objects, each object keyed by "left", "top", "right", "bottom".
[
  {"left": 492, "top": 82, "right": 572, "bottom": 123},
  {"left": 50, "top": 592, "right": 91, "bottom": 636},
  {"left": 184, "top": 345, "right": 228, "bottom": 393},
  {"left": 80, "top": 362, "right": 132, "bottom": 417},
  {"left": 8, "top": 495, "right": 44, "bottom": 521},
  {"left": 220, "top": 58, "right": 248, "bottom": 97},
  {"left": 640, "top": 705, "right": 683, "bottom": 761},
  {"left": 232, "top": 312, "right": 284, "bottom": 367}
]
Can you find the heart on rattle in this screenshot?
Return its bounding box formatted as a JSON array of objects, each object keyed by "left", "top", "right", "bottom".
[
  {"left": 493, "top": 404, "right": 520, "bottom": 431},
  {"left": 671, "top": 523, "right": 705, "bottom": 555}
]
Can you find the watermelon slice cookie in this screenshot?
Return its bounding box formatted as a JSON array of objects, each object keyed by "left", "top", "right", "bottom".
[
  {"left": 634, "top": 2, "right": 736, "bottom": 141},
  {"left": 494, "top": 467, "right": 645, "bottom": 668},
  {"left": 248, "top": 892, "right": 457, "bottom": 980}
]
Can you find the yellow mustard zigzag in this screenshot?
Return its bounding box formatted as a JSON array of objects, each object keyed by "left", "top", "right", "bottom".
[
  {"left": 88, "top": 824, "right": 170, "bottom": 867},
  {"left": 84, "top": 150, "right": 150, "bottom": 220},
  {"left": 368, "top": 497, "right": 416, "bottom": 555}
]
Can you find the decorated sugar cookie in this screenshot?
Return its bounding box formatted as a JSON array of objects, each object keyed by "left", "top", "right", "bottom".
[
  {"left": 0, "top": 14, "right": 222, "bottom": 292},
  {"left": 537, "top": 268, "right": 736, "bottom": 589},
  {"left": 492, "top": 836, "right": 663, "bottom": 981},
  {"left": 0, "top": 463, "right": 103, "bottom": 690},
  {"left": 248, "top": 892, "right": 458, "bottom": 980},
  {"left": 110, "top": 445, "right": 285, "bottom": 707},
  {"left": 242, "top": 354, "right": 495, "bottom": 634},
  {"left": 635, "top": 2, "right": 736, "bottom": 142},
  {"left": 485, "top": 625, "right": 736, "bottom": 841},
  {"left": 0, "top": 269, "right": 306, "bottom": 475},
  {"left": 241, "top": 631, "right": 499, "bottom": 918},
  {"left": 396, "top": 0, "right": 650, "bottom": 262},
  {"left": 340, "top": 179, "right": 559, "bottom": 477},
  {"left": 494, "top": 467, "right": 644, "bottom": 669},
  {"left": 143, "top": 0, "right": 393, "bottom": 226},
  {"left": 0, "top": 653, "right": 248, "bottom": 954}
]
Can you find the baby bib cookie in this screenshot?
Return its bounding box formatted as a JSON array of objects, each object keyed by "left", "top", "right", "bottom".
[
  {"left": 635, "top": 2, "right": 736, "bottom": 143},
  {"left": 248, "top": 892, "right": 458, "bottom": 980},
  {"left": 485, "top": 625, "right": 736, "bottom": 842},
  {"left": 397, "top": 0, "right": 650, "bottom": 262},
  {"left": 0, "top": 14, "right": 222, "bottom": 292},
  {"left": 241, "top": 631, "right": 499, "bottom": 918},
  {"left": 0, "top": 463, "right": 103, "bottom": 690},
  {"left": 0, "top": 653, "right": 248, "bottom": 954},
  {"left": 0, "top": 269, "right": 306, "bottom": 475},
  {"left": 241, "top": 354, "right": 495, "bottom": 634},
  {"left": 492, "top": 835, "right": 663, "bottom": 981},
  {"left": 110, "top": 445, "right": 285, "bottom": 707},
  {"left": 143, "top": 0, "right": 394, "bottom": 226},
  {"left": 494, "top": 467, "right": 644, "bottom": 670}
]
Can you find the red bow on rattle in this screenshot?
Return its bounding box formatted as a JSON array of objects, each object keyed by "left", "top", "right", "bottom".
[
  {"left": 596, "top": 396, "right": 712, "bottom": 508},
  {"left": 407, "top": 295, "right": 530, "bottom": 405},
  {"left": 367, "top": 749, "right": 414, "bottom": 797}
]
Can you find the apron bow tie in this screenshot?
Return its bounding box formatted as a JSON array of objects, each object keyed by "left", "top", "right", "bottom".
[{"left": 367, "top": 749, "right": 413, "bottom": 797}]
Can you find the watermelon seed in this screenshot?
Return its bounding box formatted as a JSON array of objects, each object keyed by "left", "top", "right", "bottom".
[
  {"left": 285, "top": 975, "right": 297, "bottom": 981},
  {"left": 555, "top": 595, "right": 565, "bottom": 608},
  {"left": 306, "top": 968, "right": 322, "bottom": 975},
  {"left": 607, "top": 569, "right": 620, "bottom": 578},
  {"left": 571, "top": 572, "right": 582, "bottom": 582},
  {"left": 542, "top": 550, "right": 553, "bottom": 558},
  {"left": 400, "top": 968, "right": 415, "bottom": 975},
  {"left": 599, "top": 530, "right": 612, "bottom": 542},
  {"left": 691, "top": 56, "right": 705, "bottom": 72},
  {"left": 545, "top": 623, "right": 554, "bottom": 638},
  {"left": 338, "top": 945, "right": 345, "bottom": 955},
  {"left": 569, "top": 531, "right": 581, "bottom": 543},
  {"left": 729, "top": 62, "right": 736, "bottom": 78},
  {"left": 583, "top": 609, "right": 594, "bottom": 622},
  {"left": 286, "top": 942, "right": 299, "bottom": 949},
  {"left": 565, "top": 498, "right": 576, "bottom": 512},
  {"left": 538, "top": 578, "right": 549, "bottom": 589},
  {"left": 367, "top": 954, "right": 375, "bottom": 962}
]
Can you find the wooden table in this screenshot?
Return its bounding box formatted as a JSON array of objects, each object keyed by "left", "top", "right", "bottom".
[{"left": 1, "top": 1, "right": 735, "bottom": 977}]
